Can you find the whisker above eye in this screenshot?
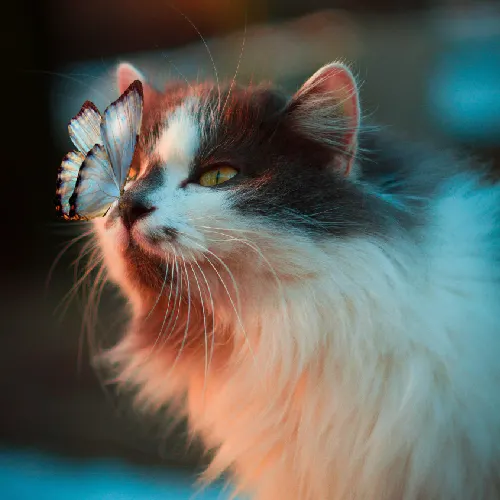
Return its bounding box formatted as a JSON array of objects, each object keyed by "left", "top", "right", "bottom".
[
  {"left": 221, "top": 8, "right": 247, "bottom": 118},
  {"left": 167, "top": 3, "right": 221, "bottom": 112}
]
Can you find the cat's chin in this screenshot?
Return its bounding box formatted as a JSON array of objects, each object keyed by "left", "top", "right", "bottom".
[{"left": 123, "top": 241, "right": 169, "bottom": 293}]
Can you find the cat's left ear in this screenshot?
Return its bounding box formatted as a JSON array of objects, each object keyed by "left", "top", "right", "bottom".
[
  {"left": 116, "top": 62, "right": 160, "bottom": 108},
  {"left": 288, "top": 62, "right": 360, "bottom": 176}
]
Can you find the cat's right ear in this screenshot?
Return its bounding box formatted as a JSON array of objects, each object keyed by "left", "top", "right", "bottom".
[
  {"left": 287, "top": 62, "right": 360, "bottom": 176},
  {"left": 116, "top": 63, "right": 160, "bottom": 106}
]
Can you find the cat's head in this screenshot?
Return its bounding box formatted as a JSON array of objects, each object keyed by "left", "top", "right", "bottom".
[{"left": 94, "top": 62, "right": 387, "bottom": 347}]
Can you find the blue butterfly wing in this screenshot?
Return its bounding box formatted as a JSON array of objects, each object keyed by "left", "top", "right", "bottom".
[
  {"left": 68, "top": 101, "right": 102, "bottom": 154},
  {"left": 55, "top": 151, "right": 85, "bottom": 218},
  {"left": 68, "top": 144, "right": 120, "bottom": 219},
  {"left": 100, "top": 81, "right": 143, "bottom": 190}
]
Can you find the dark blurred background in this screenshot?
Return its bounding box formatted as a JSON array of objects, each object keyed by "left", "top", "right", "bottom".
[{"left": 2, "top": 0, "right": 500, "bottom": 497}]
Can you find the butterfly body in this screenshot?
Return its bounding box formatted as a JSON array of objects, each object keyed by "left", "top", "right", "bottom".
[{"left": 55, "top": 81, "right": 144, "bottom": 221}]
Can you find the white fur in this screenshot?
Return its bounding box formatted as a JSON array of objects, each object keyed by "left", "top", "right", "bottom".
[{"left": 155, "top": 98, "right": 201, "bottom": 167}]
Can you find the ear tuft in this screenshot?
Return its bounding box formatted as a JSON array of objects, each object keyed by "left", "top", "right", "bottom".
[{"left": 289, "top": 62, "right": 360, "bottom": 175}]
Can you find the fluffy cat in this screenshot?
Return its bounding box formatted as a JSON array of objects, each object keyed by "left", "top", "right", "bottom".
[{"left": 92, "top": 61, "right": 500, "bottom": 499}]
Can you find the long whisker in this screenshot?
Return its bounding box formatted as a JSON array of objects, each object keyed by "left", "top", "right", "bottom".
[
  {"left": 196, "top": 224, "right": 264, "bottom": 235},
  {"left": 79, "top": 263, "right": 107, "bottom": 374},
  {"left": 221, "top": 8, "right": 247, "bottom": 117},
  {"left": 191, "top": 256, "right": 215, "bottom": 393},
  {"left": 23, "top": 69, "right": 114, "bottom": 102},
  {"left": 204, "top": 228, "right": 289, "bottom": 324},
  {"left": 72, "top": 239, "right": 98, "bottom": 273},
  {"left": 88, "top": 267, "right": 108, "bottom": 349},
  {"left": 45, "top": 230, "right": 93, "bottom": 295},
  {"left": 202, "top": 227, "right": 292, "bottom": 374},
  {"left": 187, "top": 255, "right": 209, "bottom": 388},
  {"left": 198, "top": 245, "right": 242, "bottom": 315},
  {"left": 153, "top": 248, "right": 178, "bottom": 351},
  {"left": 71, "top": 240, "right": 100, "bottom": 312},
  {"left": 170, "top": 250, "right": 192, "bottom": 369},
  {"left": 162, "top": 246, "right": 184, "bottom": 345},
  {"left": 167, "top": 3, "right": 221, "bottom": 111},
  {"left": 55, "top": 251, "right": 104, "bottom": 321},
  {"left": 160, "top": 53, "right": 194, "bottom": 93},
  {"left": 145, "top": 254, "right": 171, "bottom": 321},
  {"left": 181, "top": 236, "right": 256, "bottom": 364}
]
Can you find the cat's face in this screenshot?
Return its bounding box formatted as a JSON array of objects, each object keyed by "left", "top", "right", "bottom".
[{"left": 94, "top": 63, "right": 380, "bottom": 318}]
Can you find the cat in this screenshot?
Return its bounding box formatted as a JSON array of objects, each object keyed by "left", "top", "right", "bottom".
[{"left": 91, "top": 61, "right": 500, "bottom": 499}]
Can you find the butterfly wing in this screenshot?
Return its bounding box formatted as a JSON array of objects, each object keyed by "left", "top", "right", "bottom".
[
  {"left": 68, "top": 101, "right": 102, "bottom": 154},
  {"left": 54, "top": 151, "right": 85, "bottom": 219},
  {"left": 68, "top": 144, "right": 120, "bottom": 219},
  {"left": 100, "top": 80, "right": 143, "bottom": 191}
]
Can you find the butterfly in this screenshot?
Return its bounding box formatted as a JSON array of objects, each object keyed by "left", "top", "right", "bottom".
[{"left": 55, "top": 80, "right": 144, "bottom": 220}]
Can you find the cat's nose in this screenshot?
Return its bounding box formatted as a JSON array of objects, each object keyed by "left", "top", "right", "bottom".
[{"left": 119, "top": 197, "right": 156, "bottom": 230}]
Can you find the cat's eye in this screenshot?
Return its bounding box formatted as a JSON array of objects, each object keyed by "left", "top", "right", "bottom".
[{"left": 199, "top": 166, "right": 238, "bottom": 187}]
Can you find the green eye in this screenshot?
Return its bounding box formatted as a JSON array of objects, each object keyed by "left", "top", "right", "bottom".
[{"left": 199, "top": 166, "right": 238, "bottom": 187}]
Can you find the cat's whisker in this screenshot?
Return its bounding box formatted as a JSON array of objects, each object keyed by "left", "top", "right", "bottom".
[
  {"left": 145, "top": 254, "right": 171, "bottom": 322},
  {"left": 196, "top": 224, "right": 266, "bottom": 236},
  {"left": 143, "top": 255, "right": 173, "bottom": 364},
  {"left": 169, "top": 249, "right": 192, "bottom": 372},
  {"left": 24, "top": 69, "right": 114, "bottom": 102},
  {"left": 89, "top": 266, "right": 108, "bottom": 345},
  {"left": 44, "top": 231, "right": 95, "bottom": 300},
  {"left": 203, "top": 228, "right": 290, "bottom": 339},
  {"left": 162, "top": 246, "right": 184, "bottom": 346},
  {"left": 70, "top": 240, "right": 100, "bottom": 313},
  {"left": 72, "top": 238, "right": 98, "bottom": 271},
  {"left": 221, "top": 8, "right": 247, "bottom": 117},
  {"left": 182, "top": 236, "right": 258, "bottom": 368},
  {"left": 190, "top": 254, "right": 216, "bottom": 400},
  {"left": 160, "top": 54, "right": 194, "bottom": 93},
  {"left": 242, "top": 201, "right": 359, "bottom": 231},
  {"left": 167, "top": 3, "right": 221, "bottom": 113},
  {"left": 45, "top": 230, "right": 94, "bottom": 295},
  {"left": 55, "top": 250, "right": 103, "bottom": 321},
  {"left": 79, "top": 263, "right": 107, "bottom": 374},
  {"left": 199, "top": 245, "right": 242, "bottom": 315},
  {"left": 194, "top": 204, "right": 352, "bottom": 232},
  {"left": 154, "top": 247, "right": 178, "bottom": 352},
  {"left": 81, "top": 261, "right": 102, "bottom": 337},
  {"left": 186, "top": 239, "right": 242, "bottom": 315},
  {"left": 187, "top": 256, "right": 209, "bottom": 392}
]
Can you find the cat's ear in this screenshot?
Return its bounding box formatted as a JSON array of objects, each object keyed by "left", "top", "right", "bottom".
[
  {"left": 116, "top": 62, "right": 159, "bottom": 106},
  {"left": 288, "top": 62, "right": 360, "bottom": 175}
]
